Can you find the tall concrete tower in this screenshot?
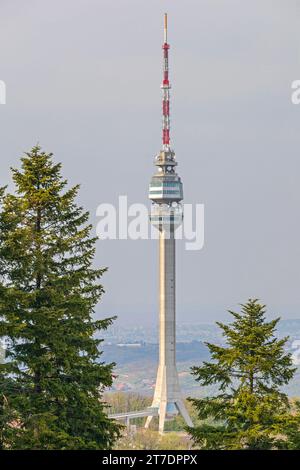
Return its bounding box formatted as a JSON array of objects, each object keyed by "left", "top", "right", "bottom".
[{"left": 145, "top": 13, "right": 193, "bottom": 433}]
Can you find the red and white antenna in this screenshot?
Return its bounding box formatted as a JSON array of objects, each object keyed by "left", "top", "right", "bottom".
[{"left": 162, "top": 13, "right": 171, "bottom": 150}]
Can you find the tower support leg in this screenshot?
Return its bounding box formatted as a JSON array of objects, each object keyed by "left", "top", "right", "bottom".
[
  {"left": 145, "top": 414, "right": 154, "bottom": 429},
  {"left": 158, "top": 401, "right": 167, "bottom": 434},
  {"left": 176, "top": 400, "right": 194, "bottom": 428}
]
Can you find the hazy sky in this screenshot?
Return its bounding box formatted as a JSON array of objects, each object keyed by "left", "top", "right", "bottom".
[{"left": 1, "top": 0, "right": 300, "bottom": 326}]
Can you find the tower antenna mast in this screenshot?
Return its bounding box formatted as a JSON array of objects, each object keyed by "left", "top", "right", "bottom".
[
  {"left": 162, "top": 13, "right": 171, "bottom": 150},
  {"left": 147, "top": 13, "right": 193, "bottom": 433}
]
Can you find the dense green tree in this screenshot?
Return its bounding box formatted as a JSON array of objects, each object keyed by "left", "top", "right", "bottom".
[
  {"left": 285, "top": 401, "right": 300, "bottom": 450},
  {"left": 0, "top": 146, "right": 120, "bottom": 449},
  {"left": 188, "top": 299, "right": 300, "bottom": 450}
]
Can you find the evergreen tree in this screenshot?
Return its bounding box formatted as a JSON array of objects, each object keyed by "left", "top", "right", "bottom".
[
  {"left": 0, "top": 146, "right": 120, "bottom": 449},
  {"left": 188, "top": 299, "right": 300, "bottom": 450}
]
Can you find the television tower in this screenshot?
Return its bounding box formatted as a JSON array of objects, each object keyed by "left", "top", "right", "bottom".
[{"left": 146, "top": 13, "right": 193, "bottom": 433}]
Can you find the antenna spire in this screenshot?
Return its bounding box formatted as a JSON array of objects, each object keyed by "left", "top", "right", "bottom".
[
  {"left": 164, "top": 13, "right": 168, "bottom": 43},
  {"left": 162, "top": 13, "right": 171, "bottom": 150}
]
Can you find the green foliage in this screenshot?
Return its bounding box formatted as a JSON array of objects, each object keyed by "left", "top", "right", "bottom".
[
  {"left": 104, "top": 391, "right": 152, "bottom": 415},
  {"left": 115, "top": 428, "right": 193, "bottom": 450},
  {"left": 0, "top": 146, "right": 120, "bottom": 449},
  {"left": 284, "top": 400, "right": 300, "bottom": 450},
  {"left": 104, "top": 392, "right": 151, "bottom": 428},
  {"left": 188, "top": 299, "right": 300, "bottom": 450}
]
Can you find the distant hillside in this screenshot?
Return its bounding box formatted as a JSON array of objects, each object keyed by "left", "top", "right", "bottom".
[
  {"left": 102, "top": 340, "right": 209, "bottom": 366},
  {"left": 101, "top": 319, "right": 300, "bottom": 397},
  {"left": 101, "top": 318, "right": 300, "bottom": 346}
]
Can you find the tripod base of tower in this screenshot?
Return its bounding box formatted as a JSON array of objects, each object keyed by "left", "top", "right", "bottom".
[{"left": 144, "top": 365, "right": 193, "bottom": 433}]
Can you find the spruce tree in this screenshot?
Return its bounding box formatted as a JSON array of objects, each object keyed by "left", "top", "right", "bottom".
[
  {"left": 188, "top": 299, "right": 300, "bottom": 450},
  {"left": 0, "top": 146, "right": 120, "bottom": 449}
]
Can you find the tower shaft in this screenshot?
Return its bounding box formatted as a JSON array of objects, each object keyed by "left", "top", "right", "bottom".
[
  {"left": 153, "top": 227, "right": 179, "bottom": 406},
  {"left": 146, "top": 225, "right": 193, "bottom": 432},
  {"left": 159, "top": 227, "right": 176, "bottom": 373}
]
